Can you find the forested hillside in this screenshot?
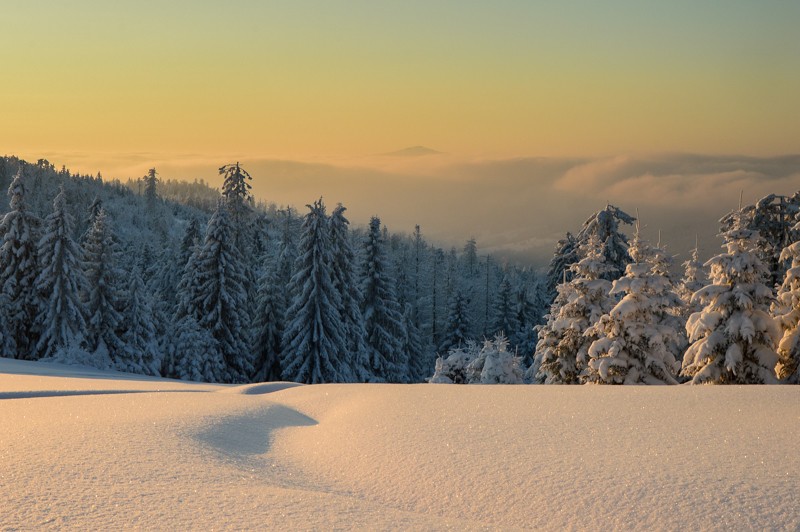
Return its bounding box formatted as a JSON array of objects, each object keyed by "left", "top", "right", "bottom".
[{"left": 0, "top": 157, "right": 545, "bottom": 383}]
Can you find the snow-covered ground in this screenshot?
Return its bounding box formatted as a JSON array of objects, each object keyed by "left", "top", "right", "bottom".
[{"left": 1, "top": 358, "right": 798, "bottom": 530}]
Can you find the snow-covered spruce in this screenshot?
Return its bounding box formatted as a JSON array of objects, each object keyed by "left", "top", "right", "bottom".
[
  {"left": 466, "top": 336, "right": 524, "bottom": 384},
  {"left": 330, "top": 204, "right": 370, "bottom": 381},
  {"left": 281, "top": 199, "right": 349, "bottom": 384},
  {"left": 429, "top": 341, "right": 481, "bottom": 384},
  {"left": 252, "top": 258, "right": 285, "bottom": 383},
  {"left": 492, "top": 275, "right": 520, "bottom": 341},
  {"left": 530, "top": 235, "right": 614, "bottom": 384},
  {"left": 677, "top": 242, "right": 707, "bottom": 318},
  {"left": 773, "top": 240, "right": 800, "bottom": 383},
  {"left": 82, "top": 208, "right": 126, "bottom": 365},
  {"left": 430, "top": 336, "right": 523, "bottom": 384},
  {"left": 583, "top": 229, "right": 683, "bottom": 384},
  {"left": 0, "top": 168, "right": 41, "bottom": 359},
  {"left": 361, "top": 216, "right": 408, "bottom": 382},
  {"left": 681, "top": 218, "right": 780, "bottom": 384},
  {"left": 191, "top": 200, "right": 253, "bottom": 383},
  {"left": 34, "top": 186, "right": 89, "bottom": 360},
  {"left": 172, "top": 313, "right": 225, "bottom": 382},
  {"left": 439, "top": 288, "right": 471, "bottom": 354},
  {"left": 118, "top": 267, "right": 161, "bottom": 376}
]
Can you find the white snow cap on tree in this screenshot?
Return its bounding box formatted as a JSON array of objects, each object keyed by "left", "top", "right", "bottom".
[
  {"left": 681, "top": 213, "right": 780, "bottom": 384},
  {"left": 773, "top": 240, "right": 800, "bottom": 383},
  {"left": 471, "top": 336, "right": 524, "bottom": 384},
  {"left": 530, "top": 234, "right": 614, "bottom": 384},
  {"left": 584, "top": 227, "right": 683, "bottom": 385}
]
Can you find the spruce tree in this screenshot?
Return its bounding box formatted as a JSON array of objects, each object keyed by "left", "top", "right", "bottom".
[
  {"left": 34, "top": 186, "right": 88, "bottom": 360},
  {"left": 252, "top": 259, "right": 284, "bottom": 382},
  {"left": 403, "top": 303, "right": 429, "bottom": 382},
  {"left": 0, "top": 168, "right": 41, "bottom": 359},
  {"left": 219, "top": 162, "right": 252, "bottom": 247},
  {"left": 83, "top": 208, "right": 126, "bottom": 363},
  {"left": 118, "top": 268, "right": 161, "bottom": 375},
  {"left": 682, "top": 214, "right": 780, "bottom": 384},
  {"left": 143, "top": 168, "right": 159, "bottom": 210},
  {"left": 530, "top": 235, "right": 614, "bottom": 384},
  {"left": 584, "top": 229, "right": 682, "bottom": 384},
  {"left": 773, "top": 240, "right": 800, "bottom": 383},
  {"left": 330, "top": 204, "right": 370, "bottom": 380},
  {"left": 172, "top": 313, "right": 225, "bottom": 382},
  {"left": 361, "top": 216, "right": 409, "bottom": 382},
  {"left": 192, "top": 200, "right": 253, "bottom": 383},
  {"left": 281, "top": 199, "right": 347, "bottom": 383},
  {"left": 439, "top": 289, "right": 471, "bottom": 354},
  {"left": 576, "top": 204, "right": 635, "bottom": 282},
  {"left": 678, "top": 241, "right": 707, "bottom": 317},
  {"left": 492, "top": 275, "right": 520, "bottom": 339}
]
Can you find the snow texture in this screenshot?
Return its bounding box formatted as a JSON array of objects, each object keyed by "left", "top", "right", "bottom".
[{"left": 1, "top": 357, "right": 798, "bottom": 530}]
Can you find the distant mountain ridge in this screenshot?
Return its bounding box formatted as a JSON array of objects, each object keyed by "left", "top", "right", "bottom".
[{"left": 382, "top": 146, "right": 442, "bottom": 157}]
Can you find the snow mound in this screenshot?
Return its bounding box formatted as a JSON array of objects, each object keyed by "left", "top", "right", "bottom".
[{"left": 220, "top": 381, "right": 306, "bottom": 395}]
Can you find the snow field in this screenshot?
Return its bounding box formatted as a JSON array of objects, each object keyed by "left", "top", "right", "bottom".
[{"left": 1, "top": 359, "right": 798, "bottom": 530}]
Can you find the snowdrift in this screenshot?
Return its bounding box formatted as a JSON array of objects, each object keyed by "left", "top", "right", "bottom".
[{"left": 1, "top": 358, "right": 798, "bottom": 529}]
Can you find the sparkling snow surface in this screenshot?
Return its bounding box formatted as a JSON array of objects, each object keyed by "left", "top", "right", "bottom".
[{"left": 1, "top": 358, "right": 798, "bottom": 530}]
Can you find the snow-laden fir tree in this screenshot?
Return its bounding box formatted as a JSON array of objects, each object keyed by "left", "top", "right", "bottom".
[
  {"left": 191, "top": 200, "right": 253, "bottom": 383},
  {"left": 143, "top": 168, "right": 159, "bottom": 210},
  {"left": 677, "top": 241, "right": 706, "bottom": 317},
  {"left": 403, "top": 303, "right": 429, "bottom": 382},
  {"left": 219, "top": 162, "right": 252, "bottom": 247},
  {"left": 544, "top": 232, "right": 579, "bottom": 304},
  {"left": 529, "top": 235, "right": 614, "bottom": 384},
  {"left": 172, "top": 313, "right": 225, "bottom": 382},
  {"left": 33, "top": 186, "right": 88, "bottom": 360},
  {"left": 252, "top": 258, "right": 284, "bottom": 382},
  {"left": 0, "top": 168, "right": 41, "bottom": 359},
  {"left": 81, "top": 195, "right": 103, "bottom": 243},
  {"left": 773, "top": 240, "right": 800, "bottom": 383},
  {"left": 647, "top": 240, "right": 689, "bottom": 359},
  {"left": 681, "top": 213, "right": 780, "bottom": 384},
  {"left": 330, "top": 204, "right": 370, "bottom": 381},
  {"left": 472, "top": 336, "right": 524, "bottom": 384},
  {"left": 118, "top": 267, "right": 161, "bottom": 375},
  {"left": 429, "top": 341, "right": 481, "bottom": 384},
  {"left": 583, "top": 228, "right": 683, "bottom": 384},
  {"left": 576, "top": 204, "right": 635, "bottom": 282},
  {"left": 492, "top": 275, "right": 520, "bottom": 340},
  {"left": 281, "top": 200, "right": 348, "bottom": 383},
  {"left": 438, "top": 288, "right": 471, "bottom": 354},
  {"left": 82, "top": 208, "right": 126, "bottom": 364},
  {"left": 361, "top": 216, "right": 408, "bottom": 382}
]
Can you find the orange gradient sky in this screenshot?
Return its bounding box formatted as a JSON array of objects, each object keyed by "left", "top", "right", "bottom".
[
  {"left": 3, "top": 2, "right": 800, "bottom": 265},
  {"left": 3, "top": 1, "right": 799, "bottom": 166}
]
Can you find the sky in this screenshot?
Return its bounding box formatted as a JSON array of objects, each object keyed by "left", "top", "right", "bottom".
[{"left": 2, "top": 1, "right": 799, "bottom": 264}]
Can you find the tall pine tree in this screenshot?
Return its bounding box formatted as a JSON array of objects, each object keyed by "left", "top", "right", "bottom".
[
  {"left": 361, "top": 216, "right": 408, "bottom": 382},
  {"left": 192, "top": 200, "right": 253, "bottom": 383},
  {"left": 0, "top": 168, "right": 41, "bottom": 359},
  {"left": 34, "top": 186, "right": 88, "bottom": 359},
  {"left": 281, "top": 200, "right": 348, "bottom": 383}
]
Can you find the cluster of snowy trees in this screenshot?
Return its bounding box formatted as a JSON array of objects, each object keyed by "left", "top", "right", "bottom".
[
  {"left": 0, "top": 157, "right": 543, "bottom": 383},
  {"left": 435, "top": 197, "right": 800, "bottom": 385}
]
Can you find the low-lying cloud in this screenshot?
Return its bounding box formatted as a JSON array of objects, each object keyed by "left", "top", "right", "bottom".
[{"left": 31, "top": 150, "right": 800, "bottom": 269}]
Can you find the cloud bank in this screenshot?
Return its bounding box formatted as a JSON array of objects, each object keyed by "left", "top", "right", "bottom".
[{"left": 30, "top": 150, "right": 800, "bottom": 268}]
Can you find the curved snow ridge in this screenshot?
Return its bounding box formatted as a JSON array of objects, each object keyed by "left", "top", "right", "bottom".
[{"left": 218, "top": 381, "right": 306, "bottom": 395}]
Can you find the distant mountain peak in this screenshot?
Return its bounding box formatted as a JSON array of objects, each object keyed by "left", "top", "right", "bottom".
[{"left": 382, "top": 146, "right": 442, "bottom": 157}]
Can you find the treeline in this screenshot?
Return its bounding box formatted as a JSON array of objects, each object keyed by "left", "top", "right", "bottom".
[
  {"left": 433, "top": 195, "right": 800, "bottom": 385},
  {"left": 0, "top": 157, "right": 544, "bottom": 383}
]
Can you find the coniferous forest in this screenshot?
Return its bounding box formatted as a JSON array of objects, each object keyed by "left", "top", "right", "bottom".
[{"left": 1, "top": 156, "right": 798, "bottom": 385}]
